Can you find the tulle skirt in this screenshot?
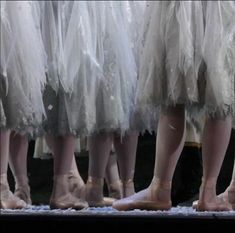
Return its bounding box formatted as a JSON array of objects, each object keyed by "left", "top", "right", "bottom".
[
  {"left": 0, "top": 1, "right": 46, "bottom": 136},
  {"left": 49, "top": 1, "right": 138, "bottom": 136},
  {"left": 136, "top": 1, "right": 235, "bottom": 131},
  {"left": 90, "top": 1, "right": 137, "bottom": 135}
]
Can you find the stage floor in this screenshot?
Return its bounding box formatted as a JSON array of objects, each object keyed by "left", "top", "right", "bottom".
[{"left": 1, "top": 206, "right": 235, "bottom": 232}]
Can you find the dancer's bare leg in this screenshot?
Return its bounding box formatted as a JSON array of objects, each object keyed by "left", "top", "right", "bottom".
[
  {"left": 105, "top": 151, "right": 123, "bottom": 199},
  {"left": 0, "top": 129, "right": 26, "bottom": 209},
  {"left": 197, "top": 116, "right": 232, "bottom": 211},
  {"left": 45, "top": 135, "right": 85, "bottom": 199},
  {"left": 9, "top": 132, "right": 31, "bottom": 204},
  {"left": 49, "top": 134, "right": 88, "bottom": 210},
  {"left": 113, "top": 105, "right": 186, "bottom": 211},
  {"left": 86, "top": 132, "right": 114, "bottom": 207},
  {"left": 113, "top": 131, "right": 138, "bottom": 197}
]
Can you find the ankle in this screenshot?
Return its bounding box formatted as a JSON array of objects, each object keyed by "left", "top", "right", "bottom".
[
  {"left": 14, "top": 175, "right": 30, "bottom": 189},
  {"left": 149, "top": 177, "right": 172, "bottom": 203},
  {"left": 108, "top": 180, "right": 123, "bottom": 199},
  {"left": 151, "top": 177, "right": 172, "bottom": 190},
  {"left": 86, "top": 176, "right": 105, "bottom": 206},
  {"left": 122, "top": 179, "right": 135, "bottom": 197},
  {"left": 200, "top": 177, "right": 217, "bottom": 189},
  {"left": 87, "top": 176, "right": 104, "bottom": 186}
]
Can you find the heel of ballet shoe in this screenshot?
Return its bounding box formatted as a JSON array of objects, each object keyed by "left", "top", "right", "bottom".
[
  {"left": 14, "top": 175, "right": 32, "bottom": 205},
  {"left": 14, "top": 185, "right": 32, "bottom": 205},
  {"left": 86, "top": 176, "right": 105, "bottom": 207},
  {"left": 107, "top": 180, "right": 123, "bottom": 199},
  {"left": 68, "top": 174, "right": 86, "bottom": 200},
  {"left": 50, "top": 175, "right": 88, "bottom": 210},
  {"left": 86, "top": 176, "right": 113, "bottom": 207}
]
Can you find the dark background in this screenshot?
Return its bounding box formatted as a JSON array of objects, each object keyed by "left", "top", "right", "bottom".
[{"left": 8, "top": 130, "right": 235, "bottom": 206}]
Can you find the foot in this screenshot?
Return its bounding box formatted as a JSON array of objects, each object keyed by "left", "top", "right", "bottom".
[
  {"left": 113, "top": 177, "right": 172, "bottom": 211},
  {"left": 0, "top": 174, "right": 27, "bottom": 209},
  {"left": 50, "top": 175, "right": 88, "bottom": 210},
  {"left": 86, "top": 176, "right": 115, "bottom": 207},
  {"left": 107, "top": 180, "right": 123, "bottom": 199},
  {"left": 50, "top": 193, "right": 88, "bottom": 210},
  {"left": 14, "top": 184, "right": 32, "bottom": 205},
  {"left": 68, "top": 173, "right": 86, "bottom": 200},
  {"left": 200, "top": 185, "right": 235, "bottom": 211},
  {"left": 195, "top": 180, "right": 233, "bottom": 211},
  {"left": 14, "top": 175, "right": 32, "bottom": 205}
]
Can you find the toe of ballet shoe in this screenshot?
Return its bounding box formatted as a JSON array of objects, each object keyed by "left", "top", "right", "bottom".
[{"left": 113, "top": 198, "right": 171, "bottom": 211}]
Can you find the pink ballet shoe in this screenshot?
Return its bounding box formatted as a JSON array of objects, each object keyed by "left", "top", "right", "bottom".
[
  {"left": 50, "top": 175, "right": 88, "bottom": 210},
  {"left": 195, "top": 183, "right": 233, "bottom": 212},
  {"left": 0, "top": 174, "right": 27, "bottom": 209},
  {"left": 14, "top": 185, "right": 32, "bottom": 205},
  {"left": 68, "top": 172, "right": 86, "bottom": 200},
  {"left": 107, "top": 179, "right": 123, "bottom": 199},
  {"left": 113, "top": 178, "right": 172, "bottom": 211},
  {"left": 14, "top": 175, "right": 32, "bottom": 205},
  {"left": 86, "top": 176, "right": 116, "bottom": 207}
]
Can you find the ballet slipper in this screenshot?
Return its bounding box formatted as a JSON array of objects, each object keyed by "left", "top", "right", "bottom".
[
  {"left": 107, "top": 179, "right": 123, "bottom": 199},
  {"left": 103, "top": 197, "right": 117, "bottom": 205},
  {"left": 0, "top": 174, "right": 27, "bottom": 209},
  {"left": 193, "top": 190, "right": 234, "bottom": 211},
  {"left": 122, "top": 179, "right": 135, "bottom": 198},
  {"left": 68, "top": 172, "right": 86, "bottom": 200},
  {"left": 86, "top": 176, "right": 115, "bottom": 207},
  {"left": 50, "top": 175, "right": 88, "bottom": 210},
  {"left": 196, "top": 181, "right": 232, "bottom": 211},
  {"left": 113, "top": 177, "right": 172, "bottom": 211},
  {"left": 14, "top": 175, "right": 32, "bottom": 205}
]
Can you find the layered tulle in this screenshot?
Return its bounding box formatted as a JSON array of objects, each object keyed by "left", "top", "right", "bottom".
[
  {"left": 0, "top": 1, "right": 46, "bottom": 136},
  {"left": 202, "top": 1, "right": 235, "bottom": 117},
  {"left": 136, "top": 1, "right": 204, "bottom": 131},
  {"left": 40, "top": 1, "right": 99, "bottom": 135},
  {"left": 90, "top": 1, "right": 137, "bottom": 135},
  {"left": 47, "top": 1, "right": 138, "bottom": 136},
  {"left": 136, "top": 1, "right": 235, "bottom": 132}
]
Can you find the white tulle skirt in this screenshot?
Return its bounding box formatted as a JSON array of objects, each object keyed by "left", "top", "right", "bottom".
[
  {"left": 90, "top": 1, "right": 137, "bottom": 135},
  {"left": 202, "top": 1, "right": 235, "bottom": 117},
  {"left": 0, "top": 1, "right": 46, "bottom": 136},
  {"left": 136, "top": 1, "right": 235, "bottom": 131},
  {"left": 43, "top": 1, "right": 138, "bottom": 136}
]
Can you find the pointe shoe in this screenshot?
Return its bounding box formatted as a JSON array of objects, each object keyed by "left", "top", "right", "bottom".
[
  {"left": 68, "top": 172, "right": 86, "bottom": 200},
  {"left": 113, "top": 177, "right": 172, "bottom": 211},
  {"left": 122, "top": 179, "right": 135, "bottom": 198},
  {"left": 86, "top": 176, "right": 115, "bottom": 207},
  {"left": 0, "top": 174, "right": 27, "bottom": 209},
  {"left": 50, "top": 175, "right": 88, "bottom": 210},
  {"left": 14, "top": 176, "right": 32, "bottom": 205},
  {"left": 107, "top": 180, "right": 123, "bottom": 199},
  {"left": 14, "top": 185, "right": 32, "bottom": 205},
  {"left": 196, "top": 184, "right": 232, "bottom": 211}
]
